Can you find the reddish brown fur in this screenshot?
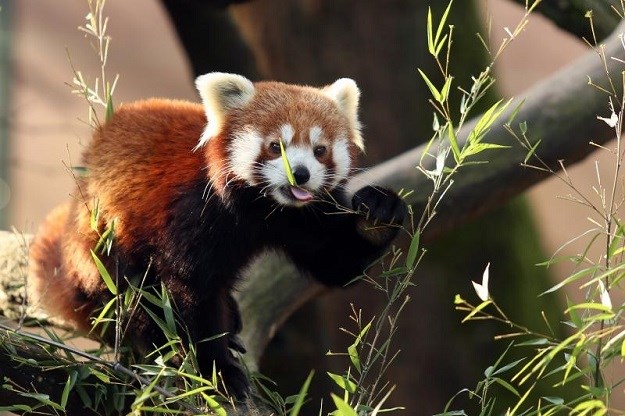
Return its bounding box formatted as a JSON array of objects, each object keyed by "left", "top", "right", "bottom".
[
  {"left": 29, "top": 203, "right": 95, "bottom": 331},
  {"left": 29, "top": 99, "right": 209, "bottom": 329},
  {"left": 27, "top": 77, "right": 405, "bottom": 399},
  {"left": 29, "top": 84, "right": 359, "bottom": 334}
]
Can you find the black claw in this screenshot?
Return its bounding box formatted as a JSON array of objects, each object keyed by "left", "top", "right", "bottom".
[
  {"left": 228, "top": 334, "right": 247, "bottom": 354},
  {"left": 352, "top": 186, "right": 406, "bottom": 225}
]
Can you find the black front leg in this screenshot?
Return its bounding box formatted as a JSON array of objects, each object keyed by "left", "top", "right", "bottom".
[
  {"left": 287, "top": 186, "right": 406, "bottom": 287},
  {"left": 226, "top": 292, "right": 246, "bottom": 354},
  {"left": 168, "top": 283, "right": 249, "bottom": 400}
]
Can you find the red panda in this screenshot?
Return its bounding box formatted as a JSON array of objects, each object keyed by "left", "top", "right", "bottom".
[{"left": 28, "top": 73, "right": 406, "bottom": 399}]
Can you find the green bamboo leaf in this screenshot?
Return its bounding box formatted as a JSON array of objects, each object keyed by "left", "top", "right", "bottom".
[
  {"left": 91, "top": 297, "right": 116, "bottom": 329},
  {"left": 72, "top": 166, "right": 88, "bottom": 177},
  {"left": 565, "top": 302, "right": 613, "bottom": 314},
  {"left": 563, "top": 337, "right": 585, "bottom": 383},
  {"left": 289, "top": 371, "right": 314, "bottom": 416},
  {"left": 90, "top": 249, "right": 117, "bottom": 295},
  {"left": 204, "top": 394, "right": 227, "bottom": 416},
  {"left": 519, "top": 121, "right": 527, "bottom": 135},
  {"left": 280, "top": 140, "right": 296, "bottom": 186},
  {"left": 447, "top": 124, "right": 461, "bottom": 163},
  {"left": 60, "top": 371, "right": 78, "bottom": 410},
  {"left": 331, "top": 394, "right": 358, "bottom": 416},
  {"left": 105, "top": 83, "right": 115, "bottom": 122},
  {"left": 608, "top": 220, "right": 625, "bottom": 259},
  {"left": 327, "top": 372, "right": 357, "bottom": 394},
  {"left": 508, "top": 384, "right": 535, "bottom": 416},
  {"left": 90, "top": 199, "right": 100, "bottom": 232},
  {"left": 347, "top": 344, "right": 361, "bottom": 374},
  {"left": 405, "top": 231, "right": 421, "bottom": 269},
  {"left": 493, "top": 377, "right": 520, "bottom": 397},
  {"left": 571, "top": 399, "right": 607, "bottom": 415},
  {"left": 348, "top": 321, "right": 372, "bottom": 374},
  {"left": 89, "top": 368, "right": 110, "bottom": 384},
  {"left": 461, "top": 300, "right": 491, "bottom": 323},
  {"left": 524, "top": 139, "right": 542, "bottom": 164},
  {"left": 516, "top": 338, "right": 549, "bottom": 347},
  {"left": 584, "top": 312, "right": 616, "bottom": 322},
  {"left": 506, "top": 99, "right": 525, "bottom": 125},
  {"left": 15, "top": 392, "right": 63, "bottom": 410},
  {"left": 434, "top": 0, "right": 454, "bottom": 52},
  {"left": 418, "top": 68, "right": 441, "bottom": 102},
  {"left": 492, "top": 358, "right": 525, "bottom": 377},
  {"left": 566, "top": 296, "right": 583, "bottom": 329},
  {"left": 540, "top": 266, "right": 598, "bottom": 295},
  {"left": 427, "top": 7, "right": 434, "bottom": 54},
  {"left": 434, "top": 34, "right": 448, "bottom": 57},
  {"left": 469, "top": 98, "right": 511, "bottom": 144},
  {"left": 439, "top": 76, "right": 453, "bottom": 104},
  {"left": 419, "top": 133, "right": 437, "bottom": 165},
  {"left": 0, "top": 405, "right": 33, "bottom": 412},
  {"left": 161, "top": 283, "right": 176, "bottom": 333},
  {"left": 542, "top": 396, "right": 564, "bottom": 405},
  {"left": 138, "top": 289, "right": 163, "bottom": 307},
  {"left": 462, "top": 142, "right": 509, "bottom": 158},
  {"left": 380, "top": 266, "right": 408, "bottom": 277}
]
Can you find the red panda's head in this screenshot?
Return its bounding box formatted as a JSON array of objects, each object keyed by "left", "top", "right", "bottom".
[{"left": 195, "top": 72, "right": 364, "bottom": 206}]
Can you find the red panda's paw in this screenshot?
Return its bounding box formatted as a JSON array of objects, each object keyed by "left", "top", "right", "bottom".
[
  {"left": 221, "top": 358, "right": 250, "bottom": 400},
  {"left": 352, "top": 186, "right": 406, "bottom": 245},
  {"left": 352, "top": 186, "right": 406, "bottom": 226}
]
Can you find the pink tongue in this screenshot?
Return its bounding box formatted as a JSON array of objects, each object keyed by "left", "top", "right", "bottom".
[{"left": 290, "top": 186, "right": 313, "bottom": 201}]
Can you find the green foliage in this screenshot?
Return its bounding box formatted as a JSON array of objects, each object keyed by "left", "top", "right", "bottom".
[
  {"left": 1, "top": 0, "right": 596, "bottom": 414},
  {"left": 446, "top": 5, "right": 625, "bottom": 415},
  {"left": 69, "top": 0, "right": 118, "bottom": 129}
]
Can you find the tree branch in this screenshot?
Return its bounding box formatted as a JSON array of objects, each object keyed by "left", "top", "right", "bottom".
[
  {"left": 239, "top": 18, "right": 625, "bottom": 358},
  {"left": 509, "top": 0, "right": 621, "bottom": 41},
  {"left": 2, "top": 16, "right": 625, "bottom": 414}
]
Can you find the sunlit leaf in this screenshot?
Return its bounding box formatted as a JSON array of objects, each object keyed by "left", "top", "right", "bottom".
[
  {"left": 90, "top": 249, "right": 117, "bottom": 295},
  {"left": 289, "top": 371, "right": 314, "bottom": 416},
  {"left": 331, "top": 394, "right": 358, "bottom": 416},
  {"left": 327, "top": 372, "right": 357, "bottom": 394},
  {"left": 418, "top": 68, "right": 442, "bottom": 102},
  {"left": 280, "top": 140, "right": 296, "bottom": 186}
]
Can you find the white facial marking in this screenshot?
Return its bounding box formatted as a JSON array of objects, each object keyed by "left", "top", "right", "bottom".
[
  {"left": 309, "top": 126, "right": 323, "bottom": 145},
  {"left": 260, "top": 144, "right": 326, "bottom": 206},
  {"left": 229, "top": 127, "right": 263, "bottom": 184},
  {"left": 286, "top": 147, "right": 326, "bottom": 189},
  {"left": 280, "top": 124, "right": 295, "bottom": 145},
  {"left": 194, "top": 73, "right": 255, "bottom": 150},
  {"left": 332, "top": 138, "right": 351, "bottom": 186}
]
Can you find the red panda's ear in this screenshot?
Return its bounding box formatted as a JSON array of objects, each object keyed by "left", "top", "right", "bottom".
[
  {"left": 195, "top": 73, "right": 255, "bottom": 148},
  {"left": 323, "top": 78, "right": 364, "bottom": 152}
]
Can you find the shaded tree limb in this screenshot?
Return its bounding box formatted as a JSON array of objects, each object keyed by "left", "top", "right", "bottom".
[
  {"left": 1, "top": 15, "right": 625, "bottom": 415},
  {"left": 509, "top": 0, "right": 621, "bottom": 41},
  {"left": 239, "top": 17, "right": 625, "bottom": 361}
]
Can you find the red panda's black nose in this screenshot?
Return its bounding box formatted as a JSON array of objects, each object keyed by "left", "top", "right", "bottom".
[{"left": 293, "top": 166, "right": 310, "bottom": 185}]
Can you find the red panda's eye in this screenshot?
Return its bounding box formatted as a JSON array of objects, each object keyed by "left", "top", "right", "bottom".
[
  {"left": 269, "top": 142, "right": 281, "bottom": 155},
  {"left": 314, "top": 145, "right": 327, "bottom": 157}
]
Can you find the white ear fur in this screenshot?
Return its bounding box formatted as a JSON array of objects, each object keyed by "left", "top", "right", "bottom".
[
  {"left": 195, "top": 72, "right": 255, "bottom": 149},
  {"left": 323, "top": 78, "right": 364, "bottom": 151}
]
